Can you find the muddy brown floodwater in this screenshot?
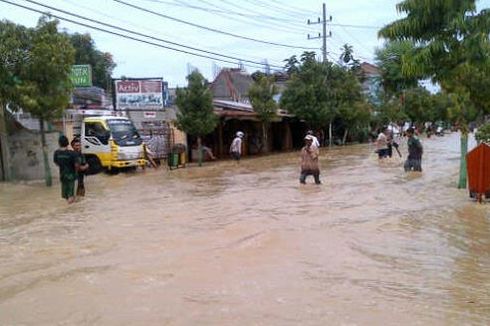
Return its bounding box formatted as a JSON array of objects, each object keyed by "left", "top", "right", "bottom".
[{"left": 1, "top": 132, "right": 489, "bottom": 325}]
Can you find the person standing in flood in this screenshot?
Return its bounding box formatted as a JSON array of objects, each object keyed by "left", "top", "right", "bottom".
[
  {"left": 71, "top": 137, "right": 89, "bottom": 197},
  {"left": 300, "top": 135, "right": 321, "bottom": 184},
  {"left": 53, "top": 135, "right": 81, "bottom": 204},
  {"left": 376, "top": 127, "right": 389, "bottom": 160},
  {"left": 404, "top": 128, "right": 423, "bottom": 172},
  {"left": 230, "top": 131, "right": 244, "bottom": 162},
  {"left": 307, "top": 130, "right": 320, "bottom": 148}
]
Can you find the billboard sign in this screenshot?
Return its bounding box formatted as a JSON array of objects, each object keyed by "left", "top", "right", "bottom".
[
  {"left": 70, "top": 65, "right": 92, "bottom": 87},
  {"left": 115, "top": 78, "right": 164, "bottom": 111}
]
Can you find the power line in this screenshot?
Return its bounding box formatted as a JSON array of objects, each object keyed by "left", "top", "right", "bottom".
[
  {"left": 19, "top": 0, "right": 284, "bottom": 68},
  {"left": 62, "top": 0, "right": 274, "bottom": 63},
  {"left": 187, "top": 0, "right": 314, "bottom": 34},
  {"left": 1, "top": 0, "right": 284, "bottom": 71},
  {"left": 139, "top": 0, "right": 304, "bottom": 25},
  {"left": 330, "top": 23, "right": 381, "bottom": 30},
  {"left": 267, "top": 0, "right": 320, "bottom": 17},
  {"left": 169, "top": 0, "right": 310, "bottom": 36},
  {"left": 138, "top": 0, "right": 382, "bottom": 31},
  {"left": 112, "top": 0, "right": 318, "bottom": 50},
  {"left": 246, "top": 0, "right": 317, "bottom": 20}
]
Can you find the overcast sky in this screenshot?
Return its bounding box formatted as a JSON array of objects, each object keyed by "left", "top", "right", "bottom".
[{"left": 1, "top": 0, "right": 489, "bottom": 87}]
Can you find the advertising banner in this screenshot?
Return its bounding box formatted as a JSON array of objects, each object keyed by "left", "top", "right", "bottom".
[
  {"left": 115, "top": 79, "right": 165, "bottom": 111},
  {"left": 70, "top": 65, "right": 92, "bottom": 87}
]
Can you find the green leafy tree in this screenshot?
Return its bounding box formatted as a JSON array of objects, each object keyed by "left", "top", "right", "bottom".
[
  {"left": 175, "top": 71, "right": 218, "bottom": 166},
  {"left": 68, "top": 33, "right": 116, "bottom": 90},
  {"left": 339, "top": 44, "right": 361, "bottom": 75},
  {"left": 375, "top": 41, "right": 421, "bottom": 96},
  {"left": 338, "top": 100, "right": 372, "bottom": 144},
  {"left": 475, "top": 123, "right": 490, "bottom": 144},
  {"left": 0, "top": 20, "right": 31, "bottom": 180},
  {"left": 371, "top": 93, "right": 407, "bottom": 130},
  {"left": 0, "top": 17, "right": 75, "bottom": 185},
  {"left": 249, "top": 75, "right": 278, "bottom": 152},
  {"left": 403, "top": 87, "right": 434, "bottom": 127},
  {"left": 379, "top": 0, "right": 490, "bottom": 188},
  {"left": 281, "top": 52, "right": 364, "bottom": 146},
  {"left": 283, "top": 55, "right": 300, "bottom": 75}
]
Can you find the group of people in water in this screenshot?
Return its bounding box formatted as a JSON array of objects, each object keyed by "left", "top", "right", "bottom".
[
  {"left": 376, "top": 126, "right": 424, "bottom": 172},
  {"left": 297, "top": 127, "right": 424, "bottom": 185},
  {"left": 53, "top": 126, "right": 425, "bottom": 202},
  {"left": 53, "top": 135, "right": 89, "bottom": 203}
]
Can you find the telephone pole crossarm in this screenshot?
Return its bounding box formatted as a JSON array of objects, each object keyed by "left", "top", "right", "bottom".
[{"left": 307, "top": 2, "right": 332, "bottom": 62}]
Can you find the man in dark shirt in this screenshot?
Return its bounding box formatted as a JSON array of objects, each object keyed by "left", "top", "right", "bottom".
[
  {"left": 71, "top": 137, "right": 89, "bottom": 197},
  {"left": 53, "top": 135, "right": 80, "bottom": 203},
  {"left": 404, "top": 128, "right": 423, "bottom": 172}
]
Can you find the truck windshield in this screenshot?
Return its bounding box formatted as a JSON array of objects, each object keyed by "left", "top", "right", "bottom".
[{"left": 107, "top": 119, "right": 142, "bottom": 146}]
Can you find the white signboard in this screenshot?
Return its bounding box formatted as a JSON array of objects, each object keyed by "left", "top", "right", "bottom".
[{"left": 115, "top": 79, "right": 164, "bottom": 111}]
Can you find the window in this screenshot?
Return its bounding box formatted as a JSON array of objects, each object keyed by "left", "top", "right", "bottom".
[{"left": 85, "top": 122, "right": 109, "bottom": 145}]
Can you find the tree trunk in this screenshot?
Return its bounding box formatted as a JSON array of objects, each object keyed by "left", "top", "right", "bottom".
[
  {"left": 197, "top": 136, "right": 203, "bottom": 167},
  {"left": 458, "top": 132, "right": 468, "bottom": 189},
  {"left": 262, "top": 122, "right": 268, "bottom": 153},
  {"left": 39, "top": 118, "right": 52, "bottom": 187},
  {"left": 342, "top": 128, "right": 349, "bottom": 145},
  {"left": 0, "top": 104, "right": 11, "bottom": 181},
  {"left": 328, "top": 121, "right": 333, "bottom": 147}
]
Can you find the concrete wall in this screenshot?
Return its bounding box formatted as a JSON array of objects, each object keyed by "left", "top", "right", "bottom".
[{"left": 8, "top": 130, "right": 59, "bottom": 181}]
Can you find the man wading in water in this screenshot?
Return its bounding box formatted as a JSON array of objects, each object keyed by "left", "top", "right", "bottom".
[
  {"left": 300, "top": 135, "right": 321, "bottom": 185},
  {"left": 53, "top": 135, "right": 81, "bottom": 204},
  {"left": 230, "top": 131, "right": 244, "bottom": 163},
  {"left": 71, "top": 137, "right": 89, "bottom": 197},
  {"left": 404, "top": 127, "right": 423, "bottom": 172}
]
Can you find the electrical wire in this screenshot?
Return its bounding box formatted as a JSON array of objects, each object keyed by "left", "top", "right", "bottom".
[
  {"left": 170, "top": 0, "right": 310, "bottom": 36},
  {"left": 61, "top": 0, "right": 276, "bottom": 63},
  {"left": 139, "top": 0, "right": 304, "bottom": 25},
  {"left": 186, "top": 0, "right": 314, "bottom": 34},
  {"left": 112, "top": 0, "right": 318, "bottom": 50},
  {"left": 267, "top": 0, "right": 319, "bottom": 17},
  {"left": 20, "top": 0, "right": 285, "bottom": 68},
  {"left": 1, "top": 0, "right": 284, "bottom": 71}
]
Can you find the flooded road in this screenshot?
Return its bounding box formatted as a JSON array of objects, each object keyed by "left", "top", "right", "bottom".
[{"left": 1, "top": 132, "right": 489, "bottom": 325}]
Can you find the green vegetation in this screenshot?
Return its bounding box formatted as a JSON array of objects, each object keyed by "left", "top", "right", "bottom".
[
  {"left": 379, "top": 0, "right": 490, "bottom": 188},
  {"left": 175, "top": 71, "right": 218, "bottom": 166},
  {"left": 249, "top": 75, "right": 278, "bottom": 153},
  {"left": 281, "top": 51, "right": 368, "bottom": 146},
  {"left": 0, "top": 17, "right": 75, "bottom": 186},
  {"left": 475, "top": 124, "right": 490, "bottom": 144},
  {"left": 68, "top": 33, "right": 116, "bottom": 90}
]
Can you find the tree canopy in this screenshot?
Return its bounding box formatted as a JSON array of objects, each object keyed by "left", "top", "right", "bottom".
[
  {"left": 175, "top": 71, "right": 217, "bottom": 138},
  {"left": 68, "top": 33, "right": 116, "bottom": 90},
  {"left": 379, "top": 0, "right": 490, "bottom": 188},
  {"left": 0, "top": 16, "right": 75, "bottom": 186},
  {"left": 249, "top": 75, "right": 278, "bottom": 152},
  {"left": 374, "top": 40, "right": 421, "bottom": 96}
]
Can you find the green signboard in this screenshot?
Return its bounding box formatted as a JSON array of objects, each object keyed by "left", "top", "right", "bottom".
[{"left": 70, "top": 65, "right": 92, "bottom": 87}]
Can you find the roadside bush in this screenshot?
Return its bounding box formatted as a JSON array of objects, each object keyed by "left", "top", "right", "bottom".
[{"left": 475, "top": 123, "right": 490, "bottom": 143}]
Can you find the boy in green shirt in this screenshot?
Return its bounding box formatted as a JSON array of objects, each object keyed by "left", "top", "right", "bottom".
[{"left": 53, "top": 135, "right": 80, "bottom": 203}]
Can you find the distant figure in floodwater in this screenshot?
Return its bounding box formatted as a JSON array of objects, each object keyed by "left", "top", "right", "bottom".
[
  {"left": 71, "top": 137, "right": 89, "bottom": 197},
  {"left": 404, "top": 128, "right": 423, "bottom": 172},
  {"left": 307, "top": 130, "right": 320, "bottom": 148},
  {"left": 53, "top": 135, "right": 80, "bottom": 204},
  {"left": 376, "top": 127, "right": 389, "bottom": 159},
  {"left": 230, "top": 131, "right": 244, "bottom": 162},
  {"left": 300, "top": 135, "right": 321, "bottom": 185}
]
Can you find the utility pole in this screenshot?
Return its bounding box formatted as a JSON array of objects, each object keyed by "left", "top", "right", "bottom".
[{"left": 307, "top": 3, "right": 332, "bottom": 62}]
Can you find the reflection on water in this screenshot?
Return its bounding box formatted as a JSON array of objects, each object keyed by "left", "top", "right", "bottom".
[{"left": 1, "top": 132, "right": 489, "bottom": 325}]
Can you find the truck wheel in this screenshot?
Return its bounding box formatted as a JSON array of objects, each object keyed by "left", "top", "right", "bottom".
[{"left": 86, "top": 156, "right": 103, "bottom": 175}]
